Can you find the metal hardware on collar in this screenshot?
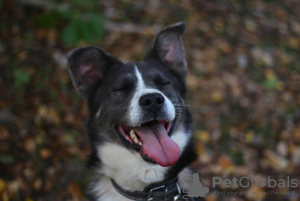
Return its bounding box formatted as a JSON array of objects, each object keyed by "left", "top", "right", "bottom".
[
  {"left": 111, "top": 176, "right": 182, "bottom": 201},
  {"left": 174, "top": 183, "right": 181, "bottom": 200},
  {"left": 175, "top": 182, "right": 181, "bottom": 195},
  {"left": 173, "top": 195, "right": 180, "bottom": 201},
  {"left": 147, "top": 185, "right": 165, "bottom": 201},
  {"left": 147, "top": 182, "right": 182, "bottom": 201}
]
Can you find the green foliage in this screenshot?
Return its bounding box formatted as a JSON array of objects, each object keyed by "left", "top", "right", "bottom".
[
  {"left": 35, "top": 12, "right": 57, "bottom": 28},
  {"left": 61, "top": 14, "right": 105, "bottom": 46},
  {"left": 59, "top": 0, "right": 106, "bottom": 46},
  {"left": 63, "top": 132, "right": 76, "bottom": 145},
  {"left": 230, "top": 148, "right": 245, "bottom": 165},
  {"left": 14, "top": 69, "right": 31, "bottom": 89},
  {"left": 0, "top": 154, "right": 15, "bottom": 164},
  {"left": 263, "top": 75, "right": 279, "bottom": 91},
  {"left": 71, "top": 0, "right": 97, "bottom": 10},
  {"left": 34, "top": 0, "right": 106, "bottom": 46},
  {"left": 262, "top": 70, "right": 281, "bottom": 91}
]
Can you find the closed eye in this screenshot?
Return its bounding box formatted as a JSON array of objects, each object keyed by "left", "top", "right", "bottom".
[
  {"left": 160, "top": 81, "right": 171, "bottom": 85},
  {"left": 155, "top": 78, "right": 171, "bottom": 86},
  {"left": 112, "top": 78, "right": 134, "bottom": 92}
]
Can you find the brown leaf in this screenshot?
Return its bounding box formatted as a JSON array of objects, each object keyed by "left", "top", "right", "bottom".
[
  {"left": 218, "top": 155, "right": 233, "bottom": 169},
  {"left": 0, "top": 179, "right": 6, "bottom": 193},
  {"left": 69, "top": 181, "right": 83, "bottom": 197},
  {"left": 24, "top": 138, "right": 36, "bottom": 153},
  {"left": 39, "top": 148, "right": 52, "bottom": 159},
  {"left": 246, "top": 185, "right": 265, "bottom": 201}
]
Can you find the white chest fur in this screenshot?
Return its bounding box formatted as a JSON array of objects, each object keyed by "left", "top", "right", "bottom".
[
  {"left": 92, "top": 125, "right": 190, "bottom": 200},
  {"left": 96, "top": 142, "right": 169, "bottom": 191}
]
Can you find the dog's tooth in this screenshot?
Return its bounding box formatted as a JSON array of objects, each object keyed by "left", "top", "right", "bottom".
[
  {"left": 133, "top": 138, "right": 139, "bottom": 144},
  {"left": 130, "top": 130, "right": 136, "bottom": 139},
  {"left": 129, "top": 129, "right": 142, "bottom": 145}
]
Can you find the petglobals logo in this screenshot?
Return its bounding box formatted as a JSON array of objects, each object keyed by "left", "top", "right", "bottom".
[{"left": 212, "top": 176, "right": 298, "bottom": 189}]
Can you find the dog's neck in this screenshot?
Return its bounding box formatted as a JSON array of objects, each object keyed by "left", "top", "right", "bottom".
[
  {"left": 96, "top": 142, "right": 170, "bottom": 191},
  {"left": 94, "top": 124, "right": 189, "bottom": 191}
]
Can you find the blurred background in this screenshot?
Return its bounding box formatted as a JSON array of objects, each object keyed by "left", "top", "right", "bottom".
[{"left": 0, "top": 0, "right": 300, "bottom": 200}]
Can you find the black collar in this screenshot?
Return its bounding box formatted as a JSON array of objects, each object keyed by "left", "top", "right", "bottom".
[{"left": 111, "top": 176, "right": 183, "bottom": 201}]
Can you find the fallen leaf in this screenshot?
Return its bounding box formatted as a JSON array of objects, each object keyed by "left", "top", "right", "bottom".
[
  {"left": 264, "top": 150, "right": 289, "bottom": 172},
  {"left": 0, "top": 179, "right": 6, "bottom": 193},
  {"left": 69, "top": 181, "right": 83, "bottom": 197},
  {"left": 39, "top": 148, "right": 52, "bottom": 159},
  {"left": 246, "top": 185, "right": 265, "bottom": 201},
  {"left": 218, "top": 155, "right": 233, "bottom": 169},
  {"left": 196, "top": 130, "right": 210, "bottom": 143}
]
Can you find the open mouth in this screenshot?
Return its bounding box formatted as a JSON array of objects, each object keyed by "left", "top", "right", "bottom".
[{"left": 117, "top": 120, "right": 180, "bottom": 167}]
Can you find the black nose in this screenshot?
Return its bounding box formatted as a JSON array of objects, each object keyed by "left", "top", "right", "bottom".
[{"left": 139, "top": 93, "right": 165, "bottom": 112}]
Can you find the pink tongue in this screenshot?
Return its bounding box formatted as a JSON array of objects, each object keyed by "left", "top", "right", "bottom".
[{"left": 133, "top": 122, "right": 180, "bottom": 167}]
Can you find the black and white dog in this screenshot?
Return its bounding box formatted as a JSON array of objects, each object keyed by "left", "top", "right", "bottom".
[{"left": 67, "top": 22, "right": 202, "bottom": 201}]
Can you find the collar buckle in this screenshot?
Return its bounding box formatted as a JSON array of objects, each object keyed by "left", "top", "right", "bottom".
[
  {"left": 147, "top": 182, "right": 182, "bottom": 201},
  {"left": 173, "top": 182, "right": 182, "bottom": 201},
  {"left": 147, "top": 185, "right": 165, "bottom": 201}
]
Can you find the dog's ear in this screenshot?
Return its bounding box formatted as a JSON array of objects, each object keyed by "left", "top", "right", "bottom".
[
  {"left": 67, "top": 46, "right": 121, "bottom": 99},
  {"left": 144, "top": 22, "right": 187, "bottom": 82}
]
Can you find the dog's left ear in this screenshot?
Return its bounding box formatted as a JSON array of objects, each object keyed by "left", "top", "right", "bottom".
[{"left": 144, "top": 22, "right": 187, "bottom": 82}]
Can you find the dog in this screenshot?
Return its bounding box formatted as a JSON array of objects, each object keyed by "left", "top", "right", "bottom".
[{"left": 67, "top": 22, "right": 203, "bottom": 201}]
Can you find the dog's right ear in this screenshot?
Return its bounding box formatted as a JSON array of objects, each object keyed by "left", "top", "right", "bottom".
[{"left": 67, "top": 46, "right": 122, "bottom": 99}]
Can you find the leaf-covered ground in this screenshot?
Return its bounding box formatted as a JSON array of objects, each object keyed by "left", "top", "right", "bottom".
[{"left": 0, "top": 1, "right": 299, "bottom": 201}]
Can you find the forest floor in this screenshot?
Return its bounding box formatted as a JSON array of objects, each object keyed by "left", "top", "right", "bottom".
[{"left": 0, "top": 1, "right": 300, "bottom": 201}]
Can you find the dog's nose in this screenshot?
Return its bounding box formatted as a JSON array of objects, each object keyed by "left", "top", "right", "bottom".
[{"left": 139, "top": 93, "right": 165, "bottom": 111}]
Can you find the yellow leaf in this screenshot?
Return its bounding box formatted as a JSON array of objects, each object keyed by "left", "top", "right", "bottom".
[
  {"left": 2, "top": 192, "right": 9, "bottom": 201},
  {"left": 0, "top": 179, "right": 6, "bottom": 193},
  {"left": 245, "top": 131, "right": 254, "bottom": 143},
  {"left": 265, "top": 69, "right": 275, "bottom": 79},
  {"left": 246, "top": 185, "right": 265, "bottom": 201},
  {"left": 196, "top": 130, "right": 210, "bottom": 143},
  {"left": 36, "top": 105, "right": 60, "bottom": 125},
  {"left": 186, "top": 74, "right": 199, "bottom": 89},
  {"left": 211, "top": 91, "right": 223, "bottom": 103},
  {"left": 218, "top": 155, "right": 233, "bottom": 169},
  {"left": 205, "top": 194, "right": 217, "bottom": 201},
  {"left": 276, "top": 81, "right": 284, "bottom": 91},
  {"left": 288, "top": 37, "right": 299, "bottom": 49}
]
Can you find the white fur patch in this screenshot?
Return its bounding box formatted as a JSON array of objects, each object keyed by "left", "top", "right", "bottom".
[
  {"left": 128, "top": 66, "right": 175, "bottom": 126},
  {"left": 97, "top": 143, "right": 169, "bottom": 191},
  {"left": 171, "top": 124, "right": 191, "bottom": 155},
  {"left": 92, "top": 121, "right": 191, "bottom": 200}
]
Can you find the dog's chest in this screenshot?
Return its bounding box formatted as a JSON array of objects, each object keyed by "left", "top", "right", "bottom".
[{"left": 96, "top": 142, "right": 170, "bottom": 191}]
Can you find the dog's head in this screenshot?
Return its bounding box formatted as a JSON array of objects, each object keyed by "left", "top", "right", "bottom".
[{"left": 67, "top": 22, "right": 188, "bottom": 167}]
